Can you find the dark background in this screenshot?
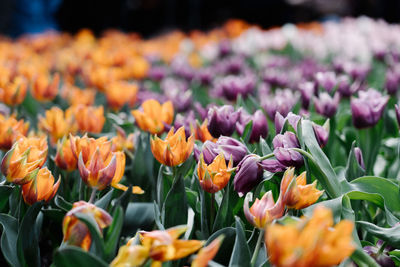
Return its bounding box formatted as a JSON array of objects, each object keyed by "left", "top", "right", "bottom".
[{"left": 1, "top": 0, "right": 400, "bottom": 37}]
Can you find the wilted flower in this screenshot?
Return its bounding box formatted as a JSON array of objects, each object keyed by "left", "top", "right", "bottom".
[
  {"left": 234, "top": 154, "right": 263, "bottom": 195},
  {"left": 62, "top": 201, "right": 112, "bottom": 251},
  {"left": 105, "top": 80, "right": 138, "bottom": 110},
  {"left": 0, "top": 114, "right": 29, "bottom": 151},
  {"left": 0, "top": 76, "right": 28, "bottom": 106},
  {"left": 22, "top": 167, "right": 60, "bottom": 205},
  {"left": 150, "top": 127, "right": 194, "bottom": 167},
  {"left": 244, "top": 191, "right": 285, "bottom": 228},
  {"left": 236, "top": 109, "right": 268, "bottom": 143},
  {"left": 351, "top": 89, "right": 389, "bottom": 128},
  {"left": 1, "top": 135, "right": 48, "bottom": 184},
  {"left": 38, "top": 107, "right": 77, "bottom": 145},
  {"left": 273, "top": 132, "right": 303, "bottom": 167},
  {"left": 207, "top": 105, "right": 239, "bottom": 138},
  {"left": 314, "top": 92, "right": 340, "bottom": 118},
  {"left": 266, "top": 205, "right": 355, "bottom": 267},
  {"left": 31, "top": 72, "right": 60, "bottom": 102},
  {"left": 132, "top": 99, "right": 174, "bottom": 134},
  {"left": 279, "top": 168, "right": 323, "bottom": 209},
  {"left": 55, "top": 136, "right": 78, "bottom": 171},
  {"left": 140, "top": 225, "right": 204, "bottom": 265},
  {"left": 191, "top": 236, "right": 224, "bottom": 267},
  {"left": 70, "top": 105, "right": 105, "bottom": 134},
  {"left": 197, "top": 153, "right": 233, "bottom": 193}
]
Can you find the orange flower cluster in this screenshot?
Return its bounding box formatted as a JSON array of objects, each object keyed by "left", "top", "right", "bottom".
[{"left": 0, "top": 114, "right": 29, "bottom": 150}]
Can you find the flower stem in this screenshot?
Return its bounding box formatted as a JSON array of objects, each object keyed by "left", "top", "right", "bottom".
[
  {"left": 210, "top": 193, "right": 215, "bottom": 232},
  {"left": 89, "top": 188, "right": 97, "bottom": 203},
  {"left": 259, "top": 153, "right": 274, "bottom": 161},
  {"left": 251, "top": 228, "right": 265, "bottom": 267},
  {"left": 377, "top": 241, "right": 388, "bottom": 255}
]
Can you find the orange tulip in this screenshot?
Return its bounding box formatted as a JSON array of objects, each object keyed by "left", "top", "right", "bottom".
[
  {"left": 111, "top": 126, "right": 136, "bottom": 152},
  {"left": 194, "top": 119, "right": 216, "bottom": 143},
  {"left": 140, "top": 225, "right": 204, "bottom": 265},
  {"left": 70, "top": 105, "right": 105, "bottom": 134},
  {"left": 61, "top": 85, "right": 96, "bottom": 106},
  {"left": 62, "top": 201, "right": 112, "bottom": 251},
  {"left": 197, "top": 153, "right": 232, "bottom": 193},
  {"left": 280, "top": 168, "right": 324, "bottom": 210},
  {"left": 111, "top": 243, "right": 149, "bottom": 267},
  {"left": 1, "top": 135, "right": 48, "bottom": 184},
  {"left": 22, "top": 167, "right": 60, "bottom": 205},
  {"left": 38, "top": 106, "right": 77, "bottom": 145},
  {"left": 0, "top": 114, "right": 29, "bottom": 150},
  {"left": 131, "top": 99, "right": 174, "bottom": 134},
  {"left": 191, "top": 235, "right": 224, "bottom": 267},
  {"left": 0, "top": 75, "right": 28, "bottom": 105},
  {"left": 266, "top": 205, "right": 355, "bottom": 267},
  {"left": 130, "top": 56, "right": 150, "bottom": 79},
  {"left": 150, "top": 127, "right": 194, "bottom": 167},
  {"left": 31, "top": 72, "right": 59, "bottom": 102},
  {"left": 70, "top": 134, "right": 113, "bottom": 164},
  {"left": 243, "top": 191, "right": 285, "bottom": 229},
  {"left": 105, "top": 80, "right": 138, "bottom": 110},
  {"left": 54, "top": 136, "right": 78, "bottom": 171}
]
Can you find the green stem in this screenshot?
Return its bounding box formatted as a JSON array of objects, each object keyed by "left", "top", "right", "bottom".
[
  {"left": 259, "top": 153, "right": 274, "bottom": 161},
  {"left": 377, "top": 241, "right": 388, "bottom": 255},
  {"left": 63, "top": 171, "right": 69, "bottom": 200},
  {"left": 251, "top": 229, "right": 265, "bottom": 267},
  {"left": 351, "top": 247, "right": 380, "bottom": 267},
  {"left": 78, "top": 178, "right": 84, "bottom": 200},
  {"left": 210, "top": 193, "right": 215, "bottom": 233},
  {"left": 89, "top": 188, "right": 97, "bottom": 203}
]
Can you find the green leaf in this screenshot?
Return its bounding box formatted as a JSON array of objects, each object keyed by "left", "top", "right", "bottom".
[
  {"left": 206, "top": 227, "right": 236, "bottom": 266},
  {"left": 0, "top": 185, "right": 13, "bottom": 212},
  {"left": 54, "top": 246, "right": 108, "bottom": 267},
  {"left": 123, "top": 203, "right": 155, "bottom": 236},
  {"left": 74, "top": 212, "right": 106, "bottom": 259},
  {"left": 213, "top": 181, "right": 239, "bottom": 232},
  {"left": 344, "top": 142, "right": 365, "bottom": 181},
  {"left": 95, "top": 189, "right": 115, "bottom": 210},
  {"left": 105, "top": 206, "right": 124, "bottom": 260},
  {"left": 357, "top": 221, "right": 400, "bottom": 247},
  {"left": 242, "top": 120, "right": 253, "bottom": 143},
  {"left": 229, "top": 217, "right": 251, "bottom": 267},
  {"left": 0, "top": 214, "right": 20, "bottom": 267},
  {"left": 55, "top": 195, "right": 73, "bottom": 212},
  {"left": 259, "top": 138, "right": 272, "bottom": 155},
  {"left": 162, "top": 174, "right": 188, "bottom": 228},
  {"left": 17, "top": 201, "right": 43, "bottom": 267}
]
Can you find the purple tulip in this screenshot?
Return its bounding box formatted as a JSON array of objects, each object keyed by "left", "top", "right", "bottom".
[
  {"left": 395, "top": 104, "right": 400, "bottom": 128},
  {"left": 148, "top": 66, "right": 168, "bottom": 81},
  {"left": 312, "top": 121, "right": 329, "bottom": 148},
  {"left": 207, "top": 105, "right": 239, "bottom": 137},
  {"left": 298, "top": 81, "right": 315, "bottom": 109},
  {"left": 337, "top": 75, "right": 354, "bottom": 97},
  {"left": 315, "top": 71, "right": 337, "bottom": 92},
  {"left": 274, "top": 112, "right": 301, "bottom": 134},
  {"left": 314, "top": 92, "right": 340, "bottom": 118},
  {"left": 216, "top": 136, "right": 248, "bottom": 166},
  {"left": 363, "top": 240, "right": 395, "bottom": 267},
  {"left": 161, "top": 78, "right": 192, "bottom": 112},
  {"left": 236, "top": 109, "right": 269, "bottom": 143},
  {"left": 262, "top": 89, "right": 298, "bottom": 120},
  {"left": 354, "top": 147, "right": 365, "bottom": 169},
  {"left": 213, "top": 74, "right": 255, "bottom": 101},
  {"left": 272, "top": 132, "right": 303, "bottom": 167},
  {"left": 385, "top": 70, "right": 399, "bottom": 95},
  {"left": 164, "top": 111, "right": 196, "bottom": 138},
  {"left": 196, "top": 68, "right": 214, "bottom": 86},
  {"left": 194, "top": 141, "right": 219, "bottom": 164},
  {"left": 258, "top": 159, "right": 286, "bottom": 173},
  {"left": 262, "top": 69, "right": 288, "bottom": 88},
  {"left": 351, "top": 89, "right": 389, "bottom": 129},
  {"left": 234, "top": 154, "right": 263, "bottom": 196}
]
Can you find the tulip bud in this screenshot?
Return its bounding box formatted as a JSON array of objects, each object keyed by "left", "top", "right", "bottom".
[
  {"left": 298, "top": 81, "right": 315, "bottom": 109},
  {"left": 385, "top": 70, "right": 399, "bottom": 95},
  {"left": 234, "top": 154, "right": 263, "bottom": 196},
  {"left": 216, "top": 136, "right": 248, "bottom": 166},
  {"left": 351, "top": 89, "right": 389, "bottom": 129},
  {"left": 207, "top": 105, "right": 239, "bottom": 138},
  {"left": 22, "top": 167, "right": 60, "bottom": 205},
  {"left": 236, "top": 109, "right": 268, "bottom": 143},
  {"left": 354, "top": 147, "right": 365, "bottom": 170},
  {"left": 274, "top": 112, "right": 301, "bottom": 134},
  {"left": 337, "top": 75, "right": 353, "bottom": 97},
  {"left": 258, "top": 159, "right": 286, "bottom": 173},
  {"left": 272, "top": 132, "right": 303, "bottom": 167},
  {"left": 313, "top": 120, "right": 329, "bottom": 148},
  {"left": 314, "top": 92, "right": 340, "bottom": 118}
]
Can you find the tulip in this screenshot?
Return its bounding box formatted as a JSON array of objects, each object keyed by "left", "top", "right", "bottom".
[
  {"left": 314, "top": 92, "right": 340, "bottom": 118},
  {"left": 274, "top": 112, "right": 301, "bottom": 134},
  {"left": 0, "top": 76, "right": 28, "bottom": 106},
  {"left": 258, "top": 159, "right": 286, "bottom": 173},
  {"left": 193, "top": 141, "right": 219, "bottom": 164},
  {"left": 197, "top": 153, "right": 233, "bottom": 193},
  {"left": 150, "top": 127, "right": 194, "bottom": 167},
  {"left": 213, "top": 74, "right": 255, "bottom": 101},
  {"left": 280, "top": 168, "right": 323, "bottom": 209},
  {"left": 385, "top": 70, "right": 399, "bottom": 95},
  {"left": 62, "top": 201, "right": 112, "bottom": 251},
  {"left": 298, "top": 81, "right": 314, "bottom": 109},
  {"left": 191, "top": 236, "right": 224, "bottom": 267},
  {"left": 1, "top": 135, "right": 48, "bottom": 184},
  {"left": 111, "top": 126, "right": 137, "bottom": 152},
  {"left": 272, "top": 132, "right": 303, "bottom": 167},
  {"left": 111, "top": 244, "right": 149, "bottom": 267},
  {"left": 262, "top": 89, "right": 297, "bottom": 120},
  {"left": 62, "top": 85, "right": 96, "bottom": 106},
  {"left": 216, "top": 136, "right": 248, "bottom": 166},
  {"left": 140, "top": 225, "right": 204, "bottom": 265},
  {"left": 165, "top": 111, "right": 196, "bottom": 138},
  {"left": 70, "top": 105, "right": 105, "bottom": 134},
  {"left": 236, "top": 109, "right": 268, "bottom": 143},
  {"left": 266, "top": 205, "right": 355, "bottom": 267},
  {"left": 22, "top": 167, "right": 60, "bottom": 205},
  {"left": 207, "top": 105, "right": 239, "bottom": 138},
  {"left": 364, "top": 240, "right": 395, "bottom": 267},
  {"left": 110, "top": 152, "right": 144, "bottom": 194},
  {"left": 337, "top": 75, "right": 354, "bottom": 97},
  {"left": 0, "top": 114, "right": 29, "bottom": 151},
  {"left": 105, "top": 80, "right": 138, "bottom": 110},
  {"left": 315, "top": 71, "right": 337, "bottom": 92},
  {"left": 313, "top": 120, "right": 329, "bottom": 148},
  {"left": 194, "top": 119, "right": 216, "bottom": 143},
  {"left": 243, "top": 191, "right": 285, "bottom": 228},
  {"left": 234, "top": 154, "right": 263, "bottom": 195},
  {"left": 351, "top": 89, "right": 389, "bottom": 128},
  {"left": 55, "top": 136, "right": 78, "bottom": 171},
  {"left": 38, "top": 107, "right": 77, "bottom": 145},
  {"left": 148, "top": 66, "right": 168, "bottom": 81},
  {"left": 31, "top": 72, "right": 59, "bottom": 102},
  {"left": 132, "top": 99, "right": 174, "bottom": 134},
  {"left": 395, "top": 104, "right": 400, "bottom": 129},
  {"left": 354, "top": 147, "right": 365, "bottom": 170}
]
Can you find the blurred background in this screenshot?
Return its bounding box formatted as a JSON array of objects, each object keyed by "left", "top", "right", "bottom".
[{"left": 0, "top": 0, "right": 399, "bottom": 37}]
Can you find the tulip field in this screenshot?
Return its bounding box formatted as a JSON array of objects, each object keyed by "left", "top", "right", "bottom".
[{"left": 1, "top": 17, "right": 400, "bottom": 266}]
